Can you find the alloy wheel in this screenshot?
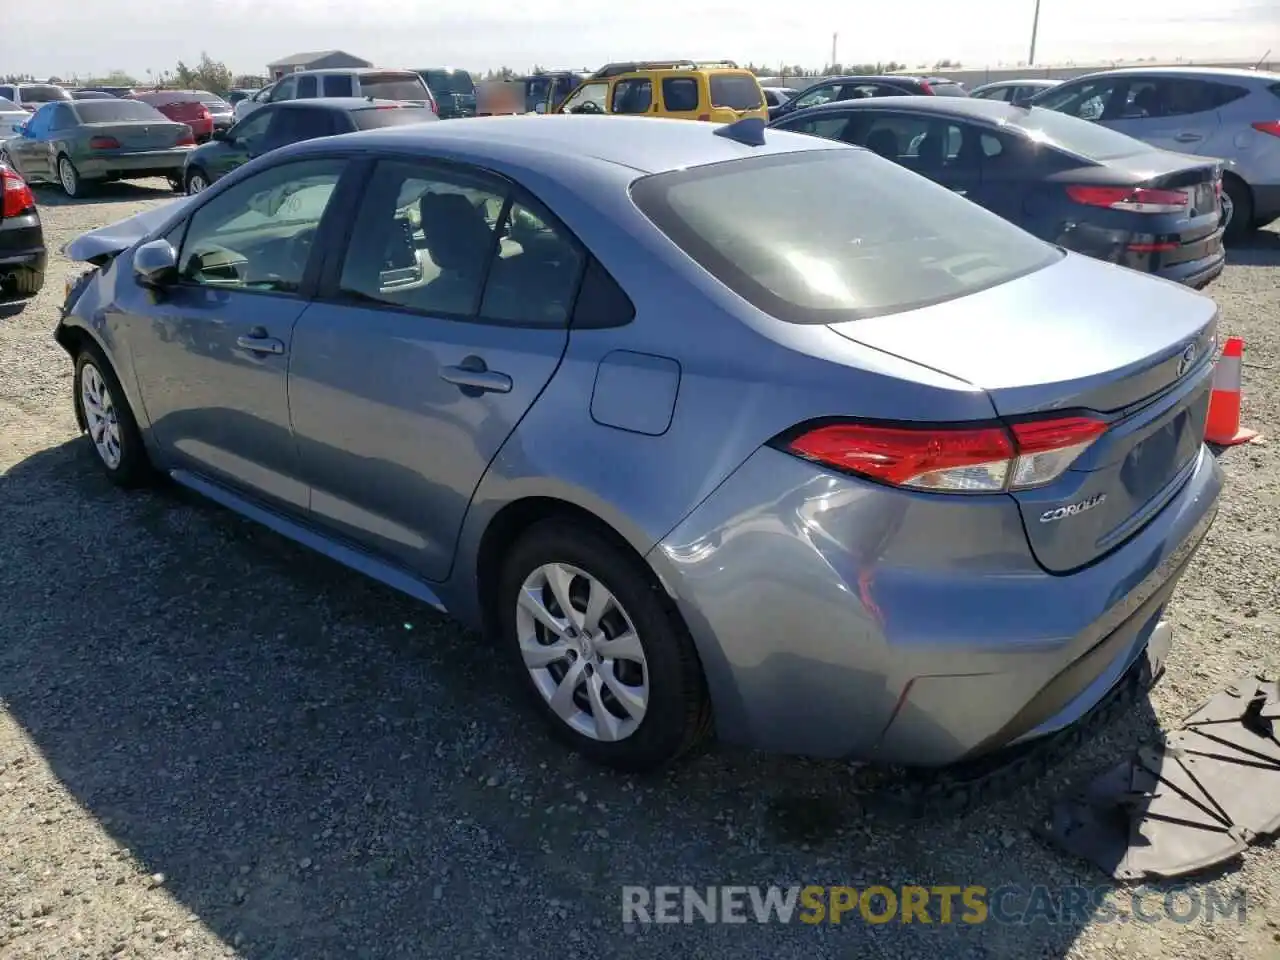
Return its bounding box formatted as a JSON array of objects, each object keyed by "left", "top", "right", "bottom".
[
  {"left": 80, "top": 361, "right": 123, "bottom": 469},
  {"left": 188, "top": 172, "right": 207, "bottom": 195},
  {"left": 515, "top": 562, "right": 648, "bottom": 742},
  {"left": 58, "top": 157, "right": 77, "bottom": 196}
]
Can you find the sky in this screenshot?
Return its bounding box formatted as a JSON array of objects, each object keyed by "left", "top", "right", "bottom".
[{"left": 2, "top": 0, "right": 1276, "bottom": 80}]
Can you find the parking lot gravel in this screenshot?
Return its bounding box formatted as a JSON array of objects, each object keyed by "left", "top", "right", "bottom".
[{"left": 1, "top": 179, "right": 1278, "bottom": 960}]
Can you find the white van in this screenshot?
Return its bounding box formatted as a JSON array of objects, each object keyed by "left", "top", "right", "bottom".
[{"left": 236, "top": 69, "right": 437, "bottom": 121}]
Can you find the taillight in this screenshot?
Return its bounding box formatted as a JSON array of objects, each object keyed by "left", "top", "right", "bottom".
[
  {"left": 198, "top": 106, "right": 211, "bottom": 119},
  {"left": 779, "top": 415, "right": 1108, "bottom": 493},
  {"left": 1066, "top": 185, "right": 1188, "bottom": 214},
  {"left": 88, "top": 135, "right": 121, "bottom": 150},
  {"left": 176, "top": 126, "right": 195, "bottom": 146},
  {"left": 1, "top": 165, "right": 36, "bottom": 218},
  {"left": 919, "top": 81, "right": 934, "bottom": 94},
  {"left": 1251, "top": 120, "right": 1280, "bottom": 138}
]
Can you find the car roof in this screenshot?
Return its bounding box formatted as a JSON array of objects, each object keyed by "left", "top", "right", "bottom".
[
  {"left": 1065, "top": 65, "right": 1280, "bottom": 82},
  {"left": 788, "top": 95, "right": 1031, "bottom": 122},
  {"left": 975, "top": 78, "right": 1059, "bottom": 87},
  {"left": 292, "top": 67, "right": 421, "bottom": 76},
  {"left": 280, "top": 114, "right": 837, "bottom": 176},
  {"left": 272, "top": 97, "right": 430, "bottom": 111}
]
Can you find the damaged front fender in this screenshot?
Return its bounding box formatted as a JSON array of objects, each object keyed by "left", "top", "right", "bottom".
[{"left": 62, "top": 196, "right": 193, "bottom": 265}]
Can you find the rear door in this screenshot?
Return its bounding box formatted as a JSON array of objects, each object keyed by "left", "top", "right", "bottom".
[
  {"left": 287, "top": 156, "right": 583, "bottom": 580},
  {"left": 1103, "top": 76, "right": 1223, "bottom": 153}
]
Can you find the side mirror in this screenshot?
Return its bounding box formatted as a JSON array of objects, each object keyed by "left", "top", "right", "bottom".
[
  {"left": 133, "top": 238, "right": 178, "bottom": 286},
  {"left": 211, "top": 128, "right": 228, "bottom": 141},
  {"left": 533, "top": 101, "right": 547, "bottom": 114}
]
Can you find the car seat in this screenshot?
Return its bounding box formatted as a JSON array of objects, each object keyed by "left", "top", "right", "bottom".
[{"left": 865, "top": 128, "right": 899, "bottom": 159}]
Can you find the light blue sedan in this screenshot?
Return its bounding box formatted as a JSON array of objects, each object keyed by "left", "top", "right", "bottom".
[{"left": 56, "top": 115, "right": 1222, "bottom": 772}]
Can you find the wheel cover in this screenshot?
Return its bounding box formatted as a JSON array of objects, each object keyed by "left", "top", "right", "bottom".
[
  {"left": 80, "top": 362, "right": 123, "bottom": 469},
  {"left": 515, "top": 562, "right": 649, "bottom": 742},
  {"left": 59, "top": 159, "right": 76, "bottom": 194},
  {"left": 189, "top": 172, "right": 207, "bottom": 194}
]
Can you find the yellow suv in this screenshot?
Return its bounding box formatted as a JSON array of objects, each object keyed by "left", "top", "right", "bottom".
[{"left": 552, "top": 60, "right": 767, "bottom": 123}]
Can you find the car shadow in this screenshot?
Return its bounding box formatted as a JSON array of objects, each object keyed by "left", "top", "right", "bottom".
[
  {"left": 1226, "top": 227, "right": 1280, "bottom": 268},
  {"left": 33, "top": 178, "right": 176, "bottom": 207},
  {"left": 0, "top": 299, "right": 28, "bottom": 319},
  {"left": 0, "top": 436, "right": 1176, "bottom": 959}
]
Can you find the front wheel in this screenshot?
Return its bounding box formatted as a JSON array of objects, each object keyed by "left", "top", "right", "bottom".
[
  {"left": 73, "top": 346, "right": 152, "bottom": 487},
  {"left": 185, "top": 168, "right": 209, "bottom": 195},
  {"left": 498, "top": 521, "right": 711, "bottom": 771}
]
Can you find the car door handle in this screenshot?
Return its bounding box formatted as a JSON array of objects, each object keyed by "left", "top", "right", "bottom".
[
  {"left": 236, "top": 333, "right": 285, "bottom": 355},
  {"left": 1174, "top": 132, "right": 1203, "bottom": 142},
  {"left": 439, "top": 357, "right": 512, "bottom": 394}
]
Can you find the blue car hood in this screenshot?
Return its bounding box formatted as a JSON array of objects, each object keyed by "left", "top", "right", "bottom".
[{"left": 62, "top": 196, "right": 194, "bottom": 263}]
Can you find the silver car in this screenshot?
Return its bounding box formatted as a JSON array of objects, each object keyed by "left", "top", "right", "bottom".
[
  {"left": 57, "top": 116, "right": 1222, "bottom": 772},
  {"left": 1032, "top": 66, "right": 1280, "bottom": 241}
]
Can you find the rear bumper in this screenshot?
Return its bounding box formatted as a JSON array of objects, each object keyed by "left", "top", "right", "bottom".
[
  {"left": 80, "top": 148, "right": 193, "bottom": 180},
  {"left": 1061, "top": 223, "right": 1226, "bottom": 288},
  {"left": 651, "top": 443, "right": 1223, "bottom": 765},
  {"left": 0, "top": 212, "right": 47, "bottom": 275}
]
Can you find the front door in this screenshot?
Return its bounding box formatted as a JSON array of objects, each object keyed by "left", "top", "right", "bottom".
[
  {"left": 7, "top": 103, "right": 54, "bottom": 182},
  {"left": 287, "top": 157, "right": 582, "bottom": 580},
  {"left": 123, "top": 156, "right": 349, "bottom": 512}
]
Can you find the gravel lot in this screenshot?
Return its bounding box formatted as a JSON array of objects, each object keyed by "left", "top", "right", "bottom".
[{"left": 1, "top": 179, "right": 1279, "bottom": 960}]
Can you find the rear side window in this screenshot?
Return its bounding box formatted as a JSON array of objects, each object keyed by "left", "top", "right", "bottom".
[
  {"left": 1207, "top": 81, "right": 1249, "bottom": 107},
  {"left": 1014, "top": 106, "right": 1146, "bottom": 160},
  {"left": 359, "top": 73, "right": 431, "bottom": 101},
  {"left": 662, "top": 78, "right": 699, "bottom": 112},
  {"left": 630, "top": 150, "right": 1060, "bottom": 323},
  {"left": 323, "top": 75, "right": 354, "bottom": 97},
  {"left": 352, "top": 106, "right": 436, "bottom": 129},
  {"left": 710, "top": 74, "right": 763, "bottom": 109},
  {"left": 74, "top": 99, "right": 166, "bottom": 122}
]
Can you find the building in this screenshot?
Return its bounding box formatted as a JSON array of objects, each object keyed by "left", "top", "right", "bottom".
[{"left": 265, "top": 50, "right": 372, "bottom": 81}]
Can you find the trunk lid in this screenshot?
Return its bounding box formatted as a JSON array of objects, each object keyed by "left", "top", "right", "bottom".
[
  {"left": 84, "top": 120, "right": 188, "bottom": 151},
  {"left": 829, "top": 252, "right": 1219, "bottom": 572}
]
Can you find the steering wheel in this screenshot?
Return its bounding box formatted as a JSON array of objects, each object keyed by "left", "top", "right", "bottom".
[{"left": 571, "top": 100, "right": 604, "bottom": 115}]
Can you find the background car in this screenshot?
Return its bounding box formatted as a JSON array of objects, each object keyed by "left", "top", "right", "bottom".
[
  {"left": 1, "top": 97, "right": 194, "bottom": 197},
  {"left": 761, "top": 86, "right": 793, "bottom": 110},
  {"left": 1029, "top": 66, "right": 1280, "bottom": 242},
  {"left": 769, "top": 74, "right": 968, "bottom": 121},
  {"left": 70, "top": 89, "right": 119, "bottom": 101},
  {"left": 260, "top": 68, "right": 438, "bottom": 115},
  {"left": 969, "top": 78, "right": 1060, "bottom": 103},
  {"left": 0, "top": 162, "right": 45, "bottom": 299},
  {"left": 131, "top": 90, "right": 214, "bottom": 142},
  {"left": 57, "top": 115, "right": 1221, "bottom": 774},
  {"left": 555, "top": 60, "right": 768, "bottom": 123},
  {"left": 0, "top": 95, "right": 28, "bottom": 140},
  {"left": 77, "top": 86, "right": 136, "bottom": 98},
  {"left": 771, "top": 97, "right": 1226, "bottom": 289},
  {"left": 182, "top": 98, "right": 437, "bottom": 193},
  {"left": 416, "top": 67, "right": 477, "bottom": 118},
  {"left": 233, "top": 82, "right": 276, "bottom": 121},
  {"left": 0, "top": 82, "right": 72, "bottom": 113}
]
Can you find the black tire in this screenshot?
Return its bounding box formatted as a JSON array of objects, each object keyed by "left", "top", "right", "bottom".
[
  {"left": 1223, "top": 175, "right": 1255, "bottom": 245},
  {"left": 4, "top": 268, "right": 43, "bottom": 298},
  {"left": 185, "top": 167, "right": 210, "bottom": 195},
  {"left": 497, "top": 520, "right": 712, "bottom": 771},
  {"left": 72, "top": 343, "right": 153, "bottom": 488},
  {"left": 56, "top": 154, "right": 89, "bottom": 199}
]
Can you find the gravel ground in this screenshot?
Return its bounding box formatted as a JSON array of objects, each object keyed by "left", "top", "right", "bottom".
[{"left": 1, "top": 179, "right": 1279, "bottom": 960}]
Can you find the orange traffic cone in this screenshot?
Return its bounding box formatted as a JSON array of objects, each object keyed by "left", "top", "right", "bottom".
[{"left": 1204, "top": 336, "right": 1259, "bottom": 446}]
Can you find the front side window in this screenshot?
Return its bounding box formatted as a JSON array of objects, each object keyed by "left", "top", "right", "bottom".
[
  {"left": 23, "top": 104, "right": 54, "bottom": 138},
  {"left": 48, "top": 104, "right": 77, "bottom": 130},
  {"left": 612, "top": 78, "right": 652, "bottom": 114},
  {"left": 269, "top": 77, "right": 297, "bottom": 102},
  {"left": 792, "top": 84, "right": 839, "bottom": 109},
  {"left": 177, "top": 158, "right": 346, "bottom": 294},
  {"left": 559, "top": 81, "right": 609, "bottom": 114},
  {"left": 631, "top": 150, "right": 1059, "bottom": 323},
  {"left": 1034, "top": 79, "right": 1119, "bottom": 121},
  {"left": 229, "top": 108, "right": 276, "bottom": 152}
]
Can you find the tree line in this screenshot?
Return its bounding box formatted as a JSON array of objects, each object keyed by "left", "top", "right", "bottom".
[{"left": 6, "top": 53, "right": 969, "bottom": 94}]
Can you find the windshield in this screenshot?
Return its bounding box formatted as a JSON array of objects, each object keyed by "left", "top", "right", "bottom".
[
  {"left": 710, "top": 74, "right": 763, "bottom": 110},
  {"left": 1009, "top": 106, "right": 1146, "bottom": 160},
  {"left": 630, "top": 149, "right": 1060, "bottom": 323},
  {"left": 75, "top": 99, "right": 167, "bottom": 122},
  {"left": 423, "top": 70, "right": 475, "bottom": 96},
  {"left": 360, "top": 73, "right": 432, "bottom": 101},
  {"left": 23, "top": 85, "right": 71, "bottom": 104}
]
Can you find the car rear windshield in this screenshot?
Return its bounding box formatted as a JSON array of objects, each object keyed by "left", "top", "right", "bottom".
[
  {"left": 710, "top": 74, "right": 764, "bottom": 110},
  {"left": 1012, "top": 106, "right": 1147, "bottom": 160},
  {"left": 353, "top": 106, "right": 436, "bottom": 129},
  {"left": 630, "top": 149, "right": 1060, "bottom": 323},
  {"left": 23, "top": 85, "right": 70, "bottom": 103},
  {"left": 926, "top": 81, "right": 969, "bottom": 96},
  {"left": 74, "top": 99, "right": 165, "bottom": 122},
  {"left": 423, "top": 70, "right": 476, "bottom": 96},
  {"left": 360, "top": 73, "right": 432, "bottom": 101}
]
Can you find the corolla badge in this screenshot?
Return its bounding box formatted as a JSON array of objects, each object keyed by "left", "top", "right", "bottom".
[
  {"left": 1040, "top": 493, "right": 1107, "bottom": 523},
  {"left": 1177, "top": 342, "right": 1197, "bottom": 378}
]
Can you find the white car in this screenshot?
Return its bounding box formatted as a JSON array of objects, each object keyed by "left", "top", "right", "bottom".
[{"left": 0, "top": 96, "right": 27, "bottom": 141}]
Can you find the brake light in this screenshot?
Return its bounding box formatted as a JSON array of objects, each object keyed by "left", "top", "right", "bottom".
[
  {"left": 1252, "top": 121, "right": 1280, "bottom": 138},
  {"left": 919, "top": 81, "right": 934, "bottom": 94},
  {"left": 198, "top": 106, "right": 212, "bottom": 119},
  {"left": 1066, "top": 185, "right": 1188, "bottom": 214},
  {"left": 780, "top": 415, "right": 1108, "bottom": 493},
  {"left": 88, "top": 135, "right": 121, "bottom": 149},
  {"left": 176, "top": 126, "right": 195, "bottom": 146},
  {"left": 1, "top": 165, "right": 36, "bottom": 218}
]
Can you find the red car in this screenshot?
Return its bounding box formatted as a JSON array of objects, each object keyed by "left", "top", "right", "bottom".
[{"left": 130, "top": 91, "right": 214, "bottom": 141}]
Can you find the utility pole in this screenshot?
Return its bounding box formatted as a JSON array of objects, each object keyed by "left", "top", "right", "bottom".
[
  {"left": 1028, "top": 0, "right": 1042, "bottom": 66},
  {"left": 832, "top": 33, "right": 838, "bottom": 69}
]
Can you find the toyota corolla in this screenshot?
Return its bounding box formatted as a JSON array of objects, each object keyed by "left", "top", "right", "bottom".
[{"left": 56, "top": 115, "right": 1222, "bottom": 772}]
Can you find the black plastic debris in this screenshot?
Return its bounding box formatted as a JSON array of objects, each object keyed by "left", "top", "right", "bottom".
[{"left": 1042, "top": 675, "right": 1280, "bottom": 880}]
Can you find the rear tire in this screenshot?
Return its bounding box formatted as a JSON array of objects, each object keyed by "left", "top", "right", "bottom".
[
  {"left": 1222, "top": 175, "right": 1255, "bottom": 245},
  {"left": 57, "top": 155, "right": 88, "bottom": 198},
  {"left": 4, "top": 268, "right": 43, "bottom": 298},
  {"left": 497, "top": 520, "right": 712, "bottom": 771}
]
